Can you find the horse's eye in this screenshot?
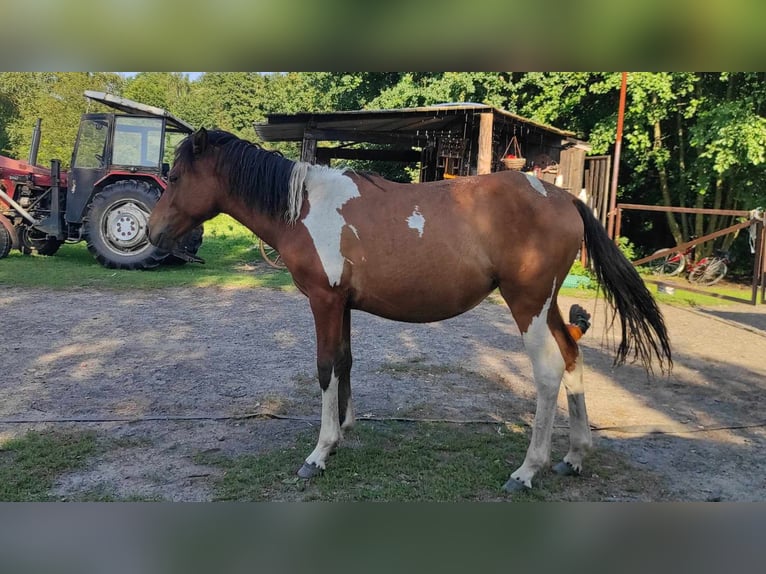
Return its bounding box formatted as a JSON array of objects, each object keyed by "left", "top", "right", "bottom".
[{"left": 169, "top": 174, "right": 178, "bottom": 184}]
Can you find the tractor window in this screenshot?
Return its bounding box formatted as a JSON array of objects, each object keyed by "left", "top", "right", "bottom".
[
  {"left": 112, "top": 117, "right": 164, "bottom": 168},
  {"left": 73, "top": 119, "right": 108, "bottom": 169}
]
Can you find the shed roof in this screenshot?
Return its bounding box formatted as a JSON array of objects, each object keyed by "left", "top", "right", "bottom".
[{"left": 254, "top": 103, "right": 581, "bottom": 145}]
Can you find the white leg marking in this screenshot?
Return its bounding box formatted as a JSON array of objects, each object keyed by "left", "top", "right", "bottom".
[
  {"left": 305, "top": 370, "right": 341, "bottom": 469},
  {"left": 302, "top": 168, "right": 360, "bottom": 287},
  {"left": 524, "top": 172, "right": 548, "bottom": 196},
  {"left": 561, "top": 353, "right": 591, "bottom": 472},
  {"left": 512, "top": 283, "right": 564, "bottom": 488},
  {"left": 341, "top": 398, "right": 355, "bottom": 430},
  {"left": 406, "top": 205, "right": 425, "bottom": 237}
]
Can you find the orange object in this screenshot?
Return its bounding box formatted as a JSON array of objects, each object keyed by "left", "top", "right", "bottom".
[{"left": 567, "top": 324, "right": 584, "bottom": 341}]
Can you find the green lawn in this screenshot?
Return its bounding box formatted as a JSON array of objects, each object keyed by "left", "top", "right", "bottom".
[
  {"left": 0, "top": 430, "right": 99, "bottom": 501},
  {"left": 194, "top": 420, "right": 652, "bottom": 502},
  {"left": 0, "top": 214, "right": 294, "bottom": 290}
]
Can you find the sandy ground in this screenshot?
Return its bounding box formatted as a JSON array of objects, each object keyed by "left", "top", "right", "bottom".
[{"left": 1, "top": 279, "right": 765, "bottom": 501}]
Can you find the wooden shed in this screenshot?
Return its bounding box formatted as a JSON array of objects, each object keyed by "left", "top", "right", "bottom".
[{"left": 254, "top": 103, "right": 593, "bottom": 196}]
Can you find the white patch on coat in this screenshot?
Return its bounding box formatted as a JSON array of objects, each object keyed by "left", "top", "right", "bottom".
[
  {"left": 347, "top": 224, "right": 360, "bottom": 239},
  {"left": 524, "top": 172, "right": 548, "bottom": 196},
  {"left": 522, "top": 280, "right": 563, "bottom": 375},
  {"left": 406, "top": 206, "right": 425, "bottom": 237},
  {"left": 305, "top": 370, "right": 341, "bottom": 469},
  {"left": 302, "top": 167, "right": 360, "bottom": 286}
]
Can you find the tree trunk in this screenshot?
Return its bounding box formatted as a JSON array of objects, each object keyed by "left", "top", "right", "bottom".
[
  {"left": 676, "top": 107, "right": 690, "bottom": 239},
  {"left": 705, "top": 177, "right": 724, "bottom": 237},
  {"left": 655, "top": 118, "right": 683, "bottom": 245}
]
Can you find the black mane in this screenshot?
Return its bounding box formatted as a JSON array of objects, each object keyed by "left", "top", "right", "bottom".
[{"left": 175, "top": 130, "right": 297, "bottom": 218}]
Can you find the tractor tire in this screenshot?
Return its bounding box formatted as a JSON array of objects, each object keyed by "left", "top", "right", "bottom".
[
  {"left": 0, "top": 225, "right": 11, "bottom": 259},
  {"left": 83, "top": 180, "right": 170, "bottom": 270},
  {"left": 17, "top": 225, "right": 62, "bottom": 256},
  {"left": 163, "top": 224, "right": 204, "bottom": 265}
]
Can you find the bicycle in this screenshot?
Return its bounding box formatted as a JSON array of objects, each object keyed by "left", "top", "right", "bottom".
[
  {"left": 651, "top": 244, "right": 694, "bottom": 277},
  {"left": 258, "top": 237, "right": 287, "bottom": 269},
  {"left": 652, "top": 245, "right": 730, "bottom": 286},
  {"left": 687, "top": 249, "right": 731, "bottom": 286}
]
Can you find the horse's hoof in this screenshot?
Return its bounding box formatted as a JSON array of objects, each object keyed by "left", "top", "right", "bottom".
[
  {"left": 553, "top": 461, "right": 580, "bottom": 476},
  {"left": 297, "top": 462, "right": 323, "bottom": 479},
  {"left": 502, "top": 477, "right": 531, "bottom": 493}
]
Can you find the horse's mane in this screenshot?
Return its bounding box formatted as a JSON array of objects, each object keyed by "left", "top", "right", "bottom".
[{"left": 174, "top": 129, "right": 307, "bottom": 223}]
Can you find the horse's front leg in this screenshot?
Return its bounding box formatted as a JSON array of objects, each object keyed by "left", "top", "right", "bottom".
[{"left": 298, "top": 295, "right": 348, "bottom": 479}]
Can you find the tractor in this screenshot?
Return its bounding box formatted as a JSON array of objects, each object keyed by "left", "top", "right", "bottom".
[{"left": 0, "top": 90, "right": 203, "bottom": 268}]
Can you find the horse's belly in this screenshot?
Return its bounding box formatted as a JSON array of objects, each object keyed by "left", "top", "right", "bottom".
[{"left": 349, "top": 270, "right": 494, "bottom": 323}]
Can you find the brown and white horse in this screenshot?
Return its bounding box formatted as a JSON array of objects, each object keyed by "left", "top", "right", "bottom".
[{"left": 148, "top": 128, "right": 671, "bottom": 492}]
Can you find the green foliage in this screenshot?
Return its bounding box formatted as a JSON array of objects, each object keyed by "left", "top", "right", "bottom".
[
  {"left": 0, "top": 72, "right": 123, "bottom": 166},
  {"left": 2, "top": 71, "right": 765, "bottom": 256},
  {"left": 616, "top": 236, "right": 637, "bottom": 261},
  {"left": 568, "top": 259, "right": 593, "bottom": 279}
]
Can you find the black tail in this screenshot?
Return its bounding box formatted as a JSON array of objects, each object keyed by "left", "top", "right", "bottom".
[{"left": 573, "top": 199, "right": 672, "bottom": 373}]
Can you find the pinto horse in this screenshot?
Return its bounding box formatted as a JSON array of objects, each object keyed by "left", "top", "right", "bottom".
[{"left": 148, "top": 128, "right": 671, "bottom": 492}]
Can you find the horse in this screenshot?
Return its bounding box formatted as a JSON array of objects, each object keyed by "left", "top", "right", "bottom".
[{"left": 148, "top": 128, "right": 672, "bottom": 492}]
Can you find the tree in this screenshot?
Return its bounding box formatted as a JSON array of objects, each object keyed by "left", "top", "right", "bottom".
[{"left": 0, "top": 72, "right": 124, "bottom": 167}]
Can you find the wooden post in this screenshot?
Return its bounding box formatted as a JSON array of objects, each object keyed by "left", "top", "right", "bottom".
[
  {"left": 301, "top": 135, "right": 317, "bottom": 164},
  {"left": 760, "top": 222, "right": 766, "bottom": 304},
  {"left": 750, "top": 220, "right": 762, "bottom": 305},
  {"left": 614, "top": 207, "right": 622, "bottom": 242},
  {"left": 477, "top": 112, "right": 493, "bottom": 175}
]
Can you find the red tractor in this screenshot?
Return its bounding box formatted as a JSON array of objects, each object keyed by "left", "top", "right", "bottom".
[{"left": 0, "top": 90, "right": 203, "bottom": 268}]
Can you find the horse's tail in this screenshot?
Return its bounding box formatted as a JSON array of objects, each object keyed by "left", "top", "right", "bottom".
[{"left": 573, "top": 199, "right": 672, "bottom": 373}]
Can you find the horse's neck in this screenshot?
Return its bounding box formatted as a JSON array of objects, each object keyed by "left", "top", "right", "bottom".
[{"left": 224, "top": 197, "right": 289, "bottom": 248}]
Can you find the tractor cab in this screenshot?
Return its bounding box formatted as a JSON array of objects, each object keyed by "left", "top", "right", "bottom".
[{"left": 67, "top": 91, "right": 194, "bottom": 225}]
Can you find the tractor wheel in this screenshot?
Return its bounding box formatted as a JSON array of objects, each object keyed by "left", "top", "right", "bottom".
[
  {"left": 0, "top": 225, "right": 11, "bottom": 259},
  {"left": 17, "top": 225, "right": 62, "bottom": 256},
  {"left": 84, "top": 180, "right": 170, "bottom": 270},
  {"left": 163, "top": 224, "right": 204, "bottom": 265}
]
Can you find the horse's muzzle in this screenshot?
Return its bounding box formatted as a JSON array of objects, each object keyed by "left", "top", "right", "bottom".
[{"left": 147, "top": 224, "right": 176, "bottom": 251}]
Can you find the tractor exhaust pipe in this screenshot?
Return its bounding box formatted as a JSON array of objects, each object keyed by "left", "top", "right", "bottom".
[{"left": 28, "top": 118, "right": 42, "bottom": 166}]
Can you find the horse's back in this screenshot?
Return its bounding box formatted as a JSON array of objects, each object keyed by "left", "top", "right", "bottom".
[{"left": 318, "top": 170, "right": 582, "bottom": 322}]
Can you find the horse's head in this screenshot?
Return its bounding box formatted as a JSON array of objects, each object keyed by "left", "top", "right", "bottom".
[{"left": 148, "top": 127, "right": 222, "bottom": 251}]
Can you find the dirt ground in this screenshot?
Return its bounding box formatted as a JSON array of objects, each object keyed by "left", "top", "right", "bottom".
[{"left": 1, "top": 276, "right": 765, "bottom": 501}]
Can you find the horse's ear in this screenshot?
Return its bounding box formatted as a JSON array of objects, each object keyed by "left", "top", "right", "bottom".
[{"left": 192, "top": 128, "right": 208, "bottom": 156}]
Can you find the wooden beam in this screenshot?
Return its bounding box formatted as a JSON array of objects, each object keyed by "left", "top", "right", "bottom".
[
  {"left": 617, "top": 203, "right": 751, "bottom": 217},
  {"left": 477, "top": 112, "right": 493, "bottom": 175},
  {"left": 305, "top": 128, "right": 420, "bottom": 146},
  {"left": 632, "top": 219, "right": 753, "bottom": 266},
  {"left": 316, "top": 148, "right": 421, "bottom": 163}
]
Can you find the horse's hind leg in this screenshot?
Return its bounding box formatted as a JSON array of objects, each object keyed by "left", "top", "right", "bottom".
[
  {"left": 552, "top": 351, "right": 592, "bottom": 477},
  {"left": 298, "top": 295, "right": 347, "bottom": 479},
  {"left": 501, "top": 288, "right": 583, "bottom": 491},
  {"left": 338, "top": 307, "right": 355, "bottom": 430}
]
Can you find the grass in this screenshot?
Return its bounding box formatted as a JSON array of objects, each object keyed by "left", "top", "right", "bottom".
[
  {"left": 0, "top": 423, "right": 663, "bottom": 502},
  {"left": 0, "top": 214, "right": 294, "bottom": 290},
  {"left": 639, "top": 272, "right": 757, "bottom": 307},
  {"left": 558, "top": 267, "right": 752, "bottom": 308},
  {"left": 0, "top": 430, "right": 99, "bottom": 501},
  {"left": 193, "top": 421, "right": 660, "bottom": 502}
]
